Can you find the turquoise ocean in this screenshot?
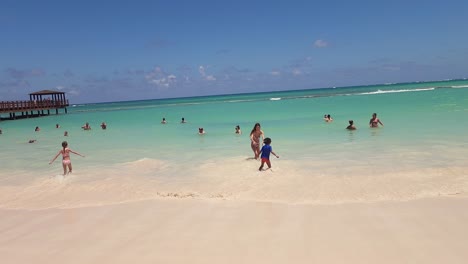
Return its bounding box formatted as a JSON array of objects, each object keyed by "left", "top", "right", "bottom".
[{"left": 1, "top": 80, "right": 467, "bottom": 209}]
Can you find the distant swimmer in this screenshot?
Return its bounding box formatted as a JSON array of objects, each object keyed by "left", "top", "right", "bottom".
[
  {"left": 259, "top": 137, "right": 279, "bottom": 171},
  {"left": 82, "top": 122, "right": 91, "bottom": 130},
  {"left": 325, "top": 114, "right": 333, "bottom": 122},
  {"left": 346, "top": 120, "right": 356, "bottom": 130},
  {"left": 161, "top": 118, "right": 167, "bottom": 124},
  {"left": 235, "top": 125, "right": 242, "bottom": 134},
  {"left": 100, "top": 122, "right": 107, "bottom": 130},
  {"left": 250, "top": 123, "right": 265, "bottom": 159},
  {"left": 64, "top": 131, "right": 69, "bottom": 136},
  {"left": 56, "top": 124, "right": 60, "bottom": 128},
  {"left": 35, "top": 126, "right": 40, "bottom": 132},
  {"left": 181, "top": 117, "right": 187, "bottom": 123},
  {"left": 198, "top": 127, "right": 205, "bottom": 134},
  {"left": 0, "top": 128, "right": 2, "bottom": 134},
  {"left": 369, "top": 113, "right": 384, "bottom": 128},
  {"left": 28, "top": 139, "right": 37, "bottom": 143},
  {"left": 49, "top": 141, "right": 85, "bottom": 176}
]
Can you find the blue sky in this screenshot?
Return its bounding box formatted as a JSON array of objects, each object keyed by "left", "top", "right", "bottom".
[{"left": 1, "top": 0, "right": 467, "bottom": 103}]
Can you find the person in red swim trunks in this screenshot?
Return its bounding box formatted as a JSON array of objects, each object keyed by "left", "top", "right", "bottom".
[{"left": 259, "top": 137, "right": 279, "bottom": 171}]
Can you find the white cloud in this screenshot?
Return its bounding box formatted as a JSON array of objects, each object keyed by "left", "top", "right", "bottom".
[
  {"left": 199, "top": 65, "right": 216, "bottom": 81},
  {"left": 270, "top": 71, "right": 281, "bottom": 76},
  {"left": 314, "top": 39, "right": 328, "bottom": 48},
  {"left": 199, "top": 66, "right": 206, "bottom": 77},
  {"left": 292, "top": 69, "right": 302, "bottom": 76},
  {"left": 206, "top": 75, "right": 216, "bottom": 81},
  {"left": 146, "top": 67, "right": 176, "bottom": 88}
]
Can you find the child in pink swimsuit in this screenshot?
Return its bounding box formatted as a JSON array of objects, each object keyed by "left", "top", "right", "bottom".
[{"left": 49, "top": 141, "right": 85, "bottom": 175}]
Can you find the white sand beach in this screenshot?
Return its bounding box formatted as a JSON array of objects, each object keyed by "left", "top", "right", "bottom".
[
  {"left": 2, "top": 196, "right": 468, "bottom": 264},
  {"left": 2, "top": 1, "right": 468, "bottom": 263}
]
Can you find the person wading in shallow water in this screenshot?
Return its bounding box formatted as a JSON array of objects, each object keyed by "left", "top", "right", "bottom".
[
  {"left": 346, "top": 120, "right": 356, "bottom": 130},
  {"left": 49, "top": 141, "right": 85, "bottom": 175},
  {"left": 250, "top": 123, "right": 265, "bottom": 159},
  {"left": 259, "top": 137, "right": 279, "bottom": 171},
  {"left": 369, "top": 113, "right": 384, "bottom": 128}
]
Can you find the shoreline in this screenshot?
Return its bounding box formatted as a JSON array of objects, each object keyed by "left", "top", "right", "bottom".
[
  {"left": 2, "top": 196, "right": 468, "bottom": 264},
  {"left": 1, "top": 160, "right": 467, "bottom": 211}
]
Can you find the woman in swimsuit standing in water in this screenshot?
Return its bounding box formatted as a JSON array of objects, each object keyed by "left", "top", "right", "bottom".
[
  {"left": 250, "top": 123, "right": 265, "bottom": 159},
  {"left": 369, "top": 113, "right": 384, "bottom": 128},
  {"left": 49, "top": 141, "right": 85, "bottom": 175}
]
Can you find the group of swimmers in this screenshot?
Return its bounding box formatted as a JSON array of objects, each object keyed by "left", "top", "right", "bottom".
[
  {"left": 249, "top": 113, "right": 384, "bottom": 171},
  {"left": 161, "top": 117, "right": 186, "bottom": 124},
  {"left": 324, "top": 113, "right": 384, "bottom": 130},
  {"left": 43, "top": 112, "right": 384, "bottom": 175},
  {"left": 81, "top": 122, "right": 107, "bottom": 130},
  {"left": 32, "top": 121, "right": 107, "bottom": 134},
  {"left": 160, "top": 117, "right": 244, "bottom": 136},
  {"left": 26, "top": 121, "right": 108, "bottom": 144}
]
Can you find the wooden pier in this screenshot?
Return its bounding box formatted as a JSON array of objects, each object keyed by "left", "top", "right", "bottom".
[{"left": 0, "top": 90, "right": 69, "bottom": 120}]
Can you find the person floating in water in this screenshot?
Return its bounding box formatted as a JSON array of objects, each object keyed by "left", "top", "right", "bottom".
[
  {"left": 56, "top": 124, "right": 60, "bottom": 128},
  {"left": 259, "top": 137, "right": 279, "bottom": 171},
  {"left": 181, "top": 117, "right": 187, "bottom": 123},
  {"left": 100, "top": 122, "right": 107, "bottom": 129},
  {"left": 324, "top": 114, "right": 333, "bottom": 122},
  {"left": 346, "top": 120, "right": 356, "bottom": 130},
  {"left": 49, "top": 141, "right": 85, "bottom": 175},
  {"left": 198, "top": 127, "right": 205, "bottom": 134},
  {"left": 64, "top": 131, "right": 69, "bottom": 136},
  {"left": 369, "top": 113, "right": 384, "bottom": 128},
  {"left": 161, "top": 118, "right": 167, "bottom": 124},
  {"left": 35, "top": 126, "right": 40, "bottom": 132},
  {"left": 250, "top": 123, "right": 265, "bottom": 159},
  {"left": 235, "top": 125, "right": 241, "bottom": 134}
]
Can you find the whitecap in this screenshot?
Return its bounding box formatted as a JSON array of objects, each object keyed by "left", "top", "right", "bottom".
[{"left": 358, "top": 87, "right": 435, "bottom": 95}]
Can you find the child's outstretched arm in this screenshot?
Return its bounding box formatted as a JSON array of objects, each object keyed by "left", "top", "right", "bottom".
[
  {"left": 271, "top": 151, "right": 279, "bottom": 158},
  {"left": 49, "top": 151, "right": 61, "bottom": 164},
  {"left": 69, "top": 149, "right": 85, "bottom": 157}
]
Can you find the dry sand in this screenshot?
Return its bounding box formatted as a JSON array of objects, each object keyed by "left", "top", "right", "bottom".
[{"left": 1, "top": 196, "right": 468, "bottom": 264}]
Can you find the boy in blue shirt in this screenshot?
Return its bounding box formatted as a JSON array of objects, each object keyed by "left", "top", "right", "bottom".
[{"left": 259, "top": 137, "right": 279, "bottom": 171}]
